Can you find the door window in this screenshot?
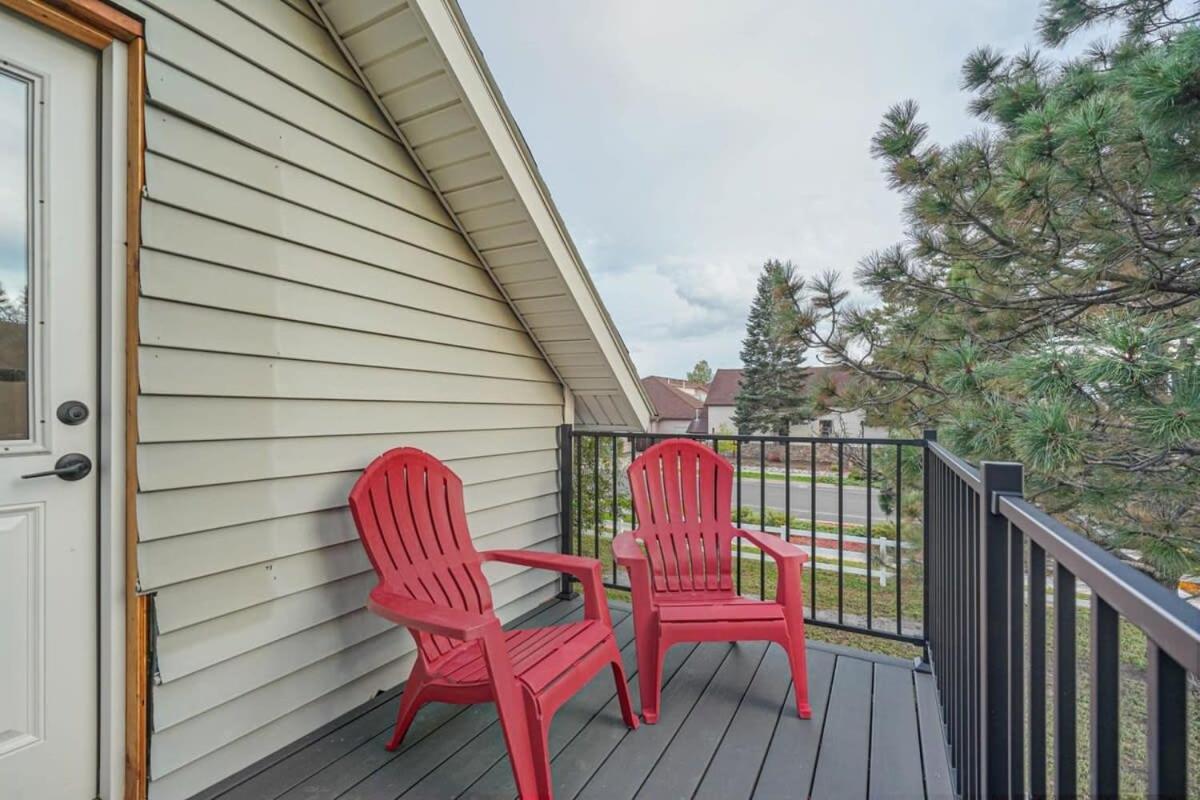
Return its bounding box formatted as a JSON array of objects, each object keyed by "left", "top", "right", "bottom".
[{"left": 0, "top": 68, "right": 30, "bottom": 441}]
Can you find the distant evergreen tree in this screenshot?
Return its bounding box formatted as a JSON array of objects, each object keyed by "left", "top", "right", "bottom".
[
  {"left": 734, "top": 261, "right": 810, "bottom": 435},
  {"left": 686, "top": 359, "right": 713, "bottom": 385},
  {"left": 0, "top": 282, "right": 21, "bottom": 324}
]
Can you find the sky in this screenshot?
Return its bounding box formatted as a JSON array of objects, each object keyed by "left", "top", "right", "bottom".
[
  {"left": 0, "top": 72, "right": 28, "bottom": 311},
  {"left": 457, "top": 0, "right": 1098, "bottom": 378}
]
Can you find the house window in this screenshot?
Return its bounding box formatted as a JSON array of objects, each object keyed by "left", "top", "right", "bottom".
[{"left": 819, "top": 419, "right": 833, "bottom": 438}]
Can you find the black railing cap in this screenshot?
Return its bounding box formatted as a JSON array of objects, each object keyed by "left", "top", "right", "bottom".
[{"left": 998, "top": 494, "right": 1200, "bottom": 675}]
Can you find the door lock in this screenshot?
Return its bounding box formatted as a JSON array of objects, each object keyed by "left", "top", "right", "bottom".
[
  {"left": 21, "top": 453, "right": 92, "bottom": 481},
  {"left": 56, "top": 400, "right": 89, "bottom": 425}
]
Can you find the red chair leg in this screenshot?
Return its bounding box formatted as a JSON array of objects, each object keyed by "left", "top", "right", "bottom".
[
  {"left": 783, "top": 612, "right": 812, "bottom": 719},
  {"left": 634, "top": 626, "right": 665, "bottom": 724},
  {"left": 610, "top": 655, "right": 639, "bottom": 730},
  {"left": 386, "top": 665, "right": 429, "bottom": 751},
  {"left": 483, "top": 629, "right": 539, "bottom": 799},
  {"left": 524, "top": 693, "right": 555, "bottom": 800}
]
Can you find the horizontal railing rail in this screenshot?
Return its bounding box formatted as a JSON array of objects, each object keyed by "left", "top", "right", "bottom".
[
  {"left": 558, "top": 425, "right": 929, "bottom": 647},
  {"left": 996, "top": 495, "right": 1200, "bottom": 677},
  {"left": 925, "top": 438, "right": 1200, "bottom": 799}
]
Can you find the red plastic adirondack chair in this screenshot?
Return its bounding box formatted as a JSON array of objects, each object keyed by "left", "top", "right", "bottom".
[
  {"left": 349, "top": 447, "right": 638, "bottom": 799},
  {"left": 613, "top": 438, "right": 811, "bottom": 723}
]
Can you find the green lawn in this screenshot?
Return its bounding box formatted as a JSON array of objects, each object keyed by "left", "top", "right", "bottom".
[{"left": 735, "top": 468, "right": 867, "bottom": 487}]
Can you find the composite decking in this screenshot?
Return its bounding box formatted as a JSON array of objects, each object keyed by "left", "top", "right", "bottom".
[{"left": 192, "top": 598, "right": 954, "bottom": 800}]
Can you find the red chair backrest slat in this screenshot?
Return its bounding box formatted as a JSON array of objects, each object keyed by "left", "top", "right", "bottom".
[
  {"left": 349, "top": 447, "right": 492, "bottom": 661},
  {"left": 627, "top": 439, "right": 735, "bottom": 594}
]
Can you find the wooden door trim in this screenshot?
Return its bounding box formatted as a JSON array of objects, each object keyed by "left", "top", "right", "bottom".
[
  {"left": 0, "top": 0, "right": 141, "bottom": 47},
  {"left": 0, "top": 1, "right": 148, "bottom": 798},
  {"left": 123, "top": 31, "right": 148, "bottom": 800}
]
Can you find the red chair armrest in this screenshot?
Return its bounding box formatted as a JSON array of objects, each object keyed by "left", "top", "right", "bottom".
[
  {"left": 482, "top": 549, "right": 611, "bottom": 623},
  {"left": 733, "top": 528, "right": 808, "bottom": 563},
  {"left": 611, "top": 531, "right": 647, "bottom": 565},
  {"left": 367, "top": 585, "right": 496, "bottom": 640},
  {"left": 483, "top": 549, "right": 601, "bottom": 583},
  {"left": 612, "top": 531, "right": 656, "bottom": 612},
  {"left": 733, "top": 528, "right": 807, "bottom": 606}
]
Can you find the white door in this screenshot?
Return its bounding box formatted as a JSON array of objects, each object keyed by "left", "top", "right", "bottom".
[{"left": 0, "top": 9, "right": 100, "bottom": 800}]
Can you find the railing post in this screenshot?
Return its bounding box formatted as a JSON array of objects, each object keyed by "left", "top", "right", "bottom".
[
  {"left": 919, "top": 429, "right": 937, "bottom": 671},
  {"left": 978, "top": 460, "right": 1023, "bottom": 798},
  {"left": 556, "top": 423, "right": 577, "bottom": 600},
  {"left": 1147, "top": 642, "right": 1188, "bottom": 799}
]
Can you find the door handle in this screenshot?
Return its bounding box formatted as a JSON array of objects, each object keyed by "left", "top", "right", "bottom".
[{"left": 21, "top": 453, "right": 92, "bottom": 481}]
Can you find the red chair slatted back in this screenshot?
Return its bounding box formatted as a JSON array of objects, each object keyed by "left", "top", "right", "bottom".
[
  {"left": 349, "top": 447, "right": 493, "bottom": 662},
  {"left": 627, "top": 439, "right": 736, "bottom": 595}
]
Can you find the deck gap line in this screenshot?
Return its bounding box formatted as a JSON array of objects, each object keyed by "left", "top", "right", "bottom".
[
  {"left": 568, "top": 641, "right": 721, "bottom": 800},
  {"left": 629, "top": 643, "right": 738, "bottom": 799},
  {"left": 688, "top": 643, "right": 772, "bottom": 799},
  {"left": 746, "top": 654, "right": 792, "bottom": 799},
  {"left": 865, "top": 663, "right": 877, "bottom": 798},
  {"left": 805, "top": 654, "right": 840, "bottom": 799},
  {"left": 564, "top": 641, "right": 703, "bottom": 800},
  {"left": 391, "top": 714, "right": 508, "bottom": 800},
  {"left": 910, "top": 669, "right": 930, "bottom": 799},
  {"left": 214, "top": 679, "right": 433, "bottom": 800}
]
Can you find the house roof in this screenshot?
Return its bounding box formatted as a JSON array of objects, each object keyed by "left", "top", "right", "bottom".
[
  {"left": 641, "top": 376, "right": 703, "bottom": 421},
  {"left": 704, "top": 366, "right": 853, "bottom": 406},
  {"left": 705, "top": 368, "right": 744, "bottom": 406},
  {"left": 312, "top": 0, "right": 651, "bottom": 431}
]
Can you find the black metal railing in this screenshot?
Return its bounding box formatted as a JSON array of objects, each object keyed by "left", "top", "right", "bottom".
[
  {"left": 557, "top": 425, "right": 928, "bottom": 646},
  {"left": 925, "top": 437, "right": 1200, "bottom": 798}
]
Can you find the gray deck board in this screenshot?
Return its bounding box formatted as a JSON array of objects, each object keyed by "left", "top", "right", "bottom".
[
  {"left": 547, "top": 640, "right": 698, "bottom": 800},
  {"left": 869, "top": 663, "right": 925, "bottom": 798},
  {"left": 693, "top": 645, "right": 793, "bottom": 800},
  {"left": 751, "top": 648, "right": 837, "bottom": 800},
  {"left": 914, "top": 670, "right": 955, "bottom": 799},
  {"left": 809, "top": 655, "right": 874, "bottom": 798},
  {"left": 575, "top": 642, "right": 733, "bottom": 800},
  {"left": 200, "top": 599, "right": 955, "bottom": 800},
  {"left": 634, "top": 641, "right": 768, "bottom": 799}
]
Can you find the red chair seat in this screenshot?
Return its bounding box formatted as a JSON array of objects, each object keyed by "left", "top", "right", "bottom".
[
  {"left": 657, "top": 598, "right": 785, "bottom": 624},
  {"left": 436, "top": 620, "right": 612, "bottom": 693}
]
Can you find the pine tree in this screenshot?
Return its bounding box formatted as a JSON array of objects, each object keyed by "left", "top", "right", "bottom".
[
  {"left": 0, "top": 282, "right": 20, "bottom": 324},
  {"left": 687, "top": 359, "right": 713, "bottom": 385},
  {"left": 735, "top": 261, "right": 811, "bottom": 435},
  {"left": 786, "top": 2, "right": 1200, "bottom": 580}
]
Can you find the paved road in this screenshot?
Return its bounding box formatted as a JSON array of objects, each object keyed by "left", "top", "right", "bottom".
[{"left": 736, "top": 477, "right": 888, "bottom": 526}]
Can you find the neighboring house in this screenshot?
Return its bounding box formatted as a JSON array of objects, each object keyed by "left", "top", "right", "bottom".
[
  {"left": 703, "top": 368, "right": 743, "bottom": 433},
  {"left": 0, "top": 3, "right": 650, "bottom": 800},
  {"left": 701, "top": 367, "right": 887, "bottom": 437},
  {"left": 663, "top": 376, "right": 708, "bottom": 403},
  {"left": 641, "top": 376, "right": 705, "bottom": 434}
]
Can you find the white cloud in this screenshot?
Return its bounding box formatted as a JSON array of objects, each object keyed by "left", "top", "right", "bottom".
[{"left": 460, "top": 0, "right": 1104, "bottom": 376}]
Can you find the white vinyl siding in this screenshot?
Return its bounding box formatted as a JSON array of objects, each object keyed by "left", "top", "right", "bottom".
[{"left": 127, "top": 3, "right": 564, "bottom": 798}]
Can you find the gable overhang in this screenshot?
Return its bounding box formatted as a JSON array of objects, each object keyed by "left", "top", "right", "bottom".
[{"left": 310, "top": 0, "right": 651, "bottom": 431}]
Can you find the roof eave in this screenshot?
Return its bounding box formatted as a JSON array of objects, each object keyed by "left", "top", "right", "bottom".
[{"left": 412, "top": 0, "right": 652, "bottom": 430}]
